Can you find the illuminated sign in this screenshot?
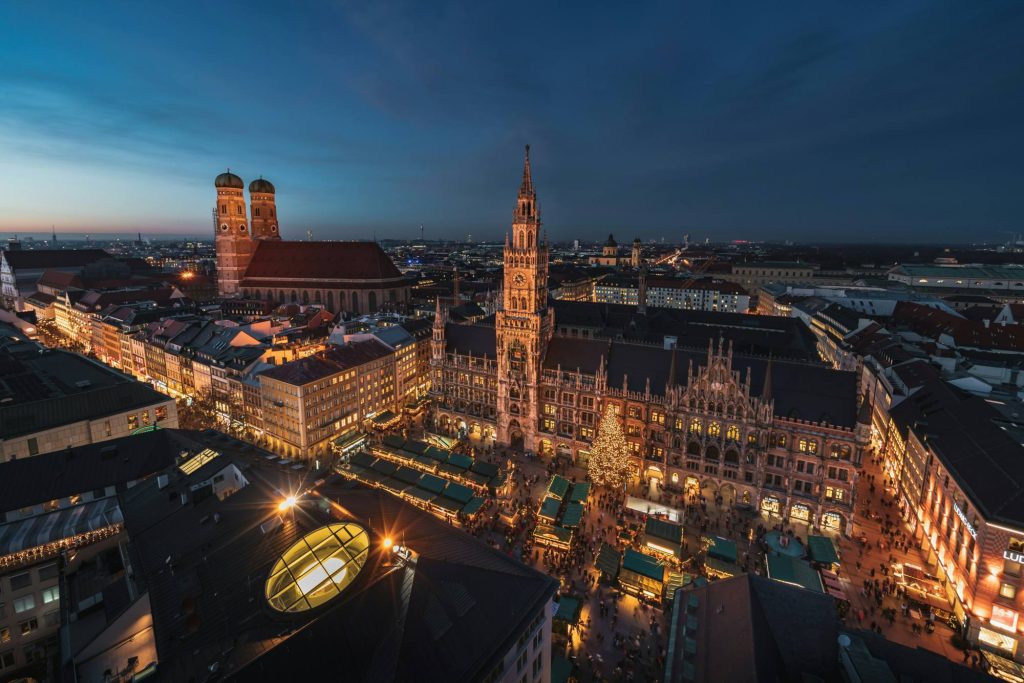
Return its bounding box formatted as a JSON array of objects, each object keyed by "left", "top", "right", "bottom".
[
  {"left": 991, "top": 604, "right": 1019, "bottom": 633},
  {"left": 1004, "top": 538, "right": 1024, "bottom": 564},
  {"left": 953, "top": 502, "right": 977, "bottom": 539}
]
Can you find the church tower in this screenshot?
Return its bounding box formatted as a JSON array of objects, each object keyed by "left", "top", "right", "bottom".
[
  {"left": 249, "top": 177, "right": 280, "bottom": 240},
  {"left": 496, "top": 146, "right": 552, "bottom": 450},
  {"left": 214, "top": 170, "right": 253, "bottom": 296}
]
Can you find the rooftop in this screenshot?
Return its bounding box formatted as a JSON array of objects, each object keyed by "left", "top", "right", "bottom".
[
  {"left": 243, "top": 240, "right": 405, "bottom": 282},
  {"left": 113, "top": 442, "right": 556, "bottom": 682},
  {"left": 0, "top": 347, "right": 171, "bottom": 442}
]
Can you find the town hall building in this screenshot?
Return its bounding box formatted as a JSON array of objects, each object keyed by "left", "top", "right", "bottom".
[{"left": 430, "top": 147, "right": 867, "bottom": 535}]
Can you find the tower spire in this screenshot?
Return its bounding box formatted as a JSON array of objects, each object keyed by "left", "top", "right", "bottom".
[
  {"left": 520, "top": 144, "right": 533, "bottom": 197},
  {"left": 761, "top": 352, "right": 774, "bottom": 401}
]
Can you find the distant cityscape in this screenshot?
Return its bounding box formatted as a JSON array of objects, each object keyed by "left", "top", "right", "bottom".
[{"left": 0, "top": 152, "right": 1022, "bottom": 683}]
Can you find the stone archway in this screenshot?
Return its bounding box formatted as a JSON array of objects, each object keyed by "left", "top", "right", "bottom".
[
  {"left": 720, "top": 482, "right": 737, "bottom": 507},
  {"left": 646, "top": 465, "right": 664, "bottom": 500},
  {"left": 508, "top": 420, "right": 524, "bottom": 450}
]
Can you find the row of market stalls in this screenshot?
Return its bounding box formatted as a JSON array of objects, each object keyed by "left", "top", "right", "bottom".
[
  {"left": 371, "top": 435, "right": 509, "bottom": 495},
  {"left": 533, "top": 476, "right": 591, "bottom": 552},
  {"left": 336, "top": 436, "right": 509, "bottom": 524}
]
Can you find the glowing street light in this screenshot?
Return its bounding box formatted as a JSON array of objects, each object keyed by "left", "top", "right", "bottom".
[{"left": 278, "top": 495, "right": 297, "bottom": 513}]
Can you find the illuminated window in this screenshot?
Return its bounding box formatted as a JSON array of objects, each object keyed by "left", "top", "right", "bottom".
[
  {"left": 265, "top": 523, "right": 369, "bottom": 613},
  {"left": 1000, "top": 582, "right": 1017, "bottom": 600},
  {"left": 708, "top": 422, "right": 721, "bottom": 437},
  {"left": 726, "top": 425, "right": 740, "bottom": 441},
  {"left": 689, "top": 418, "right": 701, "bottom": 434}
]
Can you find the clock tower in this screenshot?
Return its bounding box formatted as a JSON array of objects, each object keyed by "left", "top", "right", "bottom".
[{"left": 496, "top": 145, "right": 552, "bottom": 450}]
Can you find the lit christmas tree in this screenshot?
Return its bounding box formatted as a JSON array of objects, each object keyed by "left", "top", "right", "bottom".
[{"left": 588, "top": 404, "right": 631, "bottom": 488}]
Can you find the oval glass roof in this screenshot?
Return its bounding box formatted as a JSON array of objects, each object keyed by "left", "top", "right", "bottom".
[{"left": 265, "top": 523, "right": 369, "bottom": 613}]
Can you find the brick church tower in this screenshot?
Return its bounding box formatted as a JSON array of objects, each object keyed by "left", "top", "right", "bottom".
[
  {"left": 249, "top": 177, "right": 281, "bottom": 240},
  {"left": 495, "top": 146, "right": 553, "bottom": 450},
  {"left": 214, "top": 171, "right": 253, "bottom": 296}
]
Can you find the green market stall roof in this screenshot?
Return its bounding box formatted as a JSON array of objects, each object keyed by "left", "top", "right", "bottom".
[
  {"left": 533, "top": 524, "right": 573, "bottom": 549},
  {"left": 807, "top": 535, "right": 840, "bottom": 565},
  {"left": 461, "top": 497, "right": 485, "bottom": 516},
  {"left": 561, "top": 502, "right": 584, "bottom": 528},
  {"left": 706, "top": 535, "right": 738, "bottom": 563},
  {"left": 554, "top": 596, "right": 583, "bottom": 625},
  {"left": 622, "top": 549, "right": 665, "bottom": 583},
  {"left": 547, "top": 475, "right": 571, "bottom": 499},
  {"left": 568, "top": 481, "right": 591, "bottom": 503},
  {"left": 645, "top": 517, "right": 683, "bottom": 545},
  {"left": 539, "top": 496, "right": 562, "bottom": 521},
  {"left": 767, "top": 554, "right": 824, "bottom": 593},
  {"left": 551, "top": 656, "right": 573, "bottom": 683},
  {"left": 596, "top": 543, "right": 621, "bottom": 579}
]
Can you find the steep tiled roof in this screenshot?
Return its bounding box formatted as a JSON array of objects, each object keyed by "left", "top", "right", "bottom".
[
  {"left": 443, "top": 322, "right": 496, "bottom": 359},
  {"left": 543, "top": 336, "right": 858, "bottom": 427},
  {"left": 242, "top": 241, "right": 404, "bottom": 281}
]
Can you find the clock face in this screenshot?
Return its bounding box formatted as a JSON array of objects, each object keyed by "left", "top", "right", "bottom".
[{"left": 513, "top": 273, "right": 525, "bottom": 285}]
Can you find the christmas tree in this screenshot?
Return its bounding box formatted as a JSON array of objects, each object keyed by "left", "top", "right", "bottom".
[{"left": 588, "top": 404, "right": 631, "bottom": 488}]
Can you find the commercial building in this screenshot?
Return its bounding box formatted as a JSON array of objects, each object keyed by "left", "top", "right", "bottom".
[
  {"left": 0, "top": 337, "right": 177, "bottom": 463},
  {"left": 594, "top": 275, "right": 750, "bottom": 313},
  {"left": 61, "top": 437, "right": 557, "bottom": 682},
  {"left": 888, "top": 263, "right": 1024, "bottom": 296},
  {"left": 431, "top": 149, "right": 865, "bottom": 535},
  {"left": 258, "top": 338, "right": 398, "bottom": 460},
  {"left": 872, "top": 377, "right": 1024, "bottom": 662}
]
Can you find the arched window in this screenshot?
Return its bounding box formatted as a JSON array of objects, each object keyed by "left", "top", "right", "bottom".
[
  {"left": 705, "top": 446, "right": 719, "bottom": 461},
  {"left": 254, "top": 207, "right": 261, "bottom": 217},
  {"left": 220, "top": 204, "right": 227, "bottom": 215},
  {"left": 528, "top": 232, "right": 534, "bottom": 249},
  {"left": 351, "top": 291, "right": 359, "bottom": 313},
  {"left": 327, "top": 291, "right": 335, "bottom": 311},
  {"left": 726, "top": 425, "right": 740, "bottom": 442},
  {"left": 687, "top": 441, "right": 701, "bottom": 455},
  {"left": 368, "top": 291, "right": 377, "bottom": 311},
  {"left": 302, "top": 290, "right": 310, "bottom": 305},
  {"left": 776, "top": 434, "right": 787, "bottom": 448},
  {"left": 290, "top": 290, "right": 297, "bottom": 302},
  {"left": 689, "top": 418, "right": 702, "bottom": 434},
  {"left": 708, "top": 422, "right": 721, "bottom": 438},
  {"left": 389, "top": 289, "right": 397, "bottom": 302},
  {"left": 279, "top": 290, "right": 285, "bottom": 303}
]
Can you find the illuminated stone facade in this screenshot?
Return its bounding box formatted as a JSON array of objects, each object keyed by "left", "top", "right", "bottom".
[{"left": 431, "top": 149, "right": 864, "bottom": 534}]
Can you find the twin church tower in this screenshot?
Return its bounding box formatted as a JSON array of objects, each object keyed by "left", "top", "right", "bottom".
[{"left": 213, "top": 172, "right": 281, "bottom": 296}]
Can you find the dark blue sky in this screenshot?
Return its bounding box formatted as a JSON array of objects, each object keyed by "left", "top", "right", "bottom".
[{"left": 1, "top": 1, "right": 1021, "bottom": 242}]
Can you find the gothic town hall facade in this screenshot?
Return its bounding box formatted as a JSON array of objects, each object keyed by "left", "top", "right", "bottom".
[{"left": 431, "top": 148, "right": 867, "bottom": 535}]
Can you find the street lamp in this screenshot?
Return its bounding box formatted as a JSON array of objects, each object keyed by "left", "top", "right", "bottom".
[{"left": 278, "top": 495, "right": 297, "bottom": 513}]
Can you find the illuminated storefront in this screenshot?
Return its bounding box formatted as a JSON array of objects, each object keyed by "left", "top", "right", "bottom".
[
  {"left": 761, "top": 496, "right": 780, "bottom": 517},
  {"left": 790, "top": 503, "right": 811, "bottom": 523}
]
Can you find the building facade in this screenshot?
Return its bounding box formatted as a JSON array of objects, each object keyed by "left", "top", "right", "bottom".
[
  {"left": 431, "top": 149, "right": 864, "bottom": 535},
  {"left": 594, "top": 275, "right": 750, "bottom": 313}
]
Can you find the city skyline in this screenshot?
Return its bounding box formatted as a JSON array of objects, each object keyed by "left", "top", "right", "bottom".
[{"left": 1, "top": 2, "right": 1022, "bottom": 243}]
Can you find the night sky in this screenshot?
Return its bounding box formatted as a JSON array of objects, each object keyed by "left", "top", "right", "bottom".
[{"left": 1, "top": 1, "right": 1022, "bottom": 243}]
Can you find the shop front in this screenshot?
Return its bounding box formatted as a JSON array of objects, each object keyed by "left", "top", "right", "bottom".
[
  {"left": 821, "top": 511, "right": 844, "bottom": 533},
  {"left": 761, "top": 496, "right": 781, "bottom": 518},
  {"left": 789, "top": 503, "right": 812, "bottom": 524}
]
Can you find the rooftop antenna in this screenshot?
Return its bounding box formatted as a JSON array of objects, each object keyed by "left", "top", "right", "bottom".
[
  {"left": 420, "top": 224, "right": 424, "bottom": 242},
  {"left": 307, "top": 229, "right": 313, "bottom": 241}
]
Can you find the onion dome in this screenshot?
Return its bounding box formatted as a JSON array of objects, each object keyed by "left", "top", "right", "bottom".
[
  {"left": 215, "top": 171, "right": 244, "bottom": 189},
  {"left": 249, "top": 177, "right": 275, "bottom": 194}
]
